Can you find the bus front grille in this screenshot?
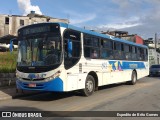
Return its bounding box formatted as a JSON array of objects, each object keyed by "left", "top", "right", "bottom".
[{"left": 22, "top": 78, "right": 45, "bottom": 81}]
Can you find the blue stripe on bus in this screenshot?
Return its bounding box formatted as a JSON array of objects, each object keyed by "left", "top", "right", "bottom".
[
  {"left": 108, "top": 61, "right": 146, "bottom": 71},
  {"left": 16, "top": 77, "right": 63, "bottom": 92}
]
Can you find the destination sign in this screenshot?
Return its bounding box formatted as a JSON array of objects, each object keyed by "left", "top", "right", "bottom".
[
  {"left": 22, "top": 26, "right": 50, "bottom": 35},
  {"left": 19, "top": 23, "right": 60, "bottom": 36}
]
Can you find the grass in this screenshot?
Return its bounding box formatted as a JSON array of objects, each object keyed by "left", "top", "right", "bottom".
[{"left": 0, "top": 51, "right": 17, "bottom": 73}]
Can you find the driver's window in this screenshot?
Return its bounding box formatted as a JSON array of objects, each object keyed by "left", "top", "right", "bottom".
[{"left": 63, "top": 29, "right": 81, "bottom": 69}]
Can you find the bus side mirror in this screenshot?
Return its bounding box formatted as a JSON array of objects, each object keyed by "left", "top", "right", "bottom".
[{"left": 10, "top": 38, "right": 17, "bottom": 52}]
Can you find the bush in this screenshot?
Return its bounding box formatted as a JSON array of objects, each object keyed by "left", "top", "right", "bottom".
[{"left": 0, "top": 51, "right": 17, "bottom": 73}]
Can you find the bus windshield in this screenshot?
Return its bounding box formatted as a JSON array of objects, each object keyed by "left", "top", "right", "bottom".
[{"left": 17, "top": 33, "right": 62, "bottom": 67}]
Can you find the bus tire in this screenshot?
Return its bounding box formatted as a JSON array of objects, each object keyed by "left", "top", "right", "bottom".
[
  {"left": 82, "top": 75, "right": 95, "bottom": 96},
  {"left": 128, "top": 71, "right": 137, "bottom": 85}
]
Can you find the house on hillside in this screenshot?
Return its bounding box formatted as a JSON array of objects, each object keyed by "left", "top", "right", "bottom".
[{"left": 102, "top": 30, "right": 144, "bottom": 45}]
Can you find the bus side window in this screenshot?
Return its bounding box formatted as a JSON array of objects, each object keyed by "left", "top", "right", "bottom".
[
  {"left": 63, "top": 29, "right": 81, "bottom": 69},
  {"left": 67, "top": 39, "right": 72, "bottom": 57},
  {"left": 114, "top": 42, "right": 122, "bottom": 60},
  {"left": 137, "top": 47, "right": 142, "bottom": 61},
  {"left": 91, "top": 50, "right": 98, "bottom": 58},
  {"left": 84, "top": 34, "right": 100, "bottom": 59},
  {"left": 101, "top": 50, "right": 107, "bottom": 58},
  {"left": 144, "top": 49, "right": 148, "bottom": 61},
  {"left": 124, "top": 44, "right": 133, "bottom": 60}
]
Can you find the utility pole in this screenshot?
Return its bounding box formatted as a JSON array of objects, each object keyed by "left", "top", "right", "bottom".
[
  {"left": 155, "top": 33, "right": 157, "bottom": 50},
  {"left": 67, "top": 14, "right": 70, "bottom": 24}
]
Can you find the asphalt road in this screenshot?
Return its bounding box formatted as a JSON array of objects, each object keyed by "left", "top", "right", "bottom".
[{"left": 0, "top": 76, "right": 160, "bottom": 119}]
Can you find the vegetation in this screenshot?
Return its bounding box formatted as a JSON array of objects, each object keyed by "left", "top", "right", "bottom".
[{"left": 0, "top": 51, "right": 17, "bottom": 73}]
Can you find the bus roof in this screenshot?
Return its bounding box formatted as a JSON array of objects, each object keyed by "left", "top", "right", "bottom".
[
  {"left": 19, "top": 22, "right": 148, "bottom": 48},
  {"left": 58, "top": 22, "right": 147, "bottom": 49}
]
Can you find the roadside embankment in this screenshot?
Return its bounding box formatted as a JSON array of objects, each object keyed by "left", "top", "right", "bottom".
[{"left": 0, "top": 73, "right": 16, "bottom": 87}]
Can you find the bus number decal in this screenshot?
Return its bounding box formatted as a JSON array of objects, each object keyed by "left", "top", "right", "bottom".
[{"left": 102, "top": 62, "right": 108, "bottom": 69}]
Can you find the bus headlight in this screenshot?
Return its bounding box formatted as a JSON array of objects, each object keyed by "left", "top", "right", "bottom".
[
  {"left": 17, "top": 76, "right": 23, "bottom": 81},
  {"left": 45, "top": 70, "right": 61, "bottom": 82}
]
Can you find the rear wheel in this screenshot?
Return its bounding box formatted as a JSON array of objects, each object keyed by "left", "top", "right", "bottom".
[
  {"left": 128, "top": 71, "right": 137, "bottom": 85},
  {"left": 82, "top": 75, "right": 95, "bottom": 96}
]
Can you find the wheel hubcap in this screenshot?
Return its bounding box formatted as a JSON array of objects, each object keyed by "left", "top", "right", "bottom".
[
  {"left": 133, "top": 74, "right": 136, "bottom": 82},
  {"left": 86, "top": 80, "right": 93, "bottom": 92}
]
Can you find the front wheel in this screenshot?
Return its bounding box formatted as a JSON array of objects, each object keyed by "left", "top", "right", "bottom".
[{"left": 82, "top": 75, "right": 95, "bottom": 96}]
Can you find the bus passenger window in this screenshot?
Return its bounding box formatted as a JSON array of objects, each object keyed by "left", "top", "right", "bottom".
[
  {"left": 91, "top": 50, "right": 98, "bottom": 58},
  {"left": 102, "top": 51, "right": 107, "bottom": 58},
  {"left": 67, "top": 39, "right": 72, "bottom": 57},
  {"left": 101, "top": 49, "right": 108, "bottom": 58}
]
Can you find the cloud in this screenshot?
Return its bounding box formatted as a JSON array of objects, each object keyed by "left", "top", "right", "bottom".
[
  {"left": 112, "top": 0, "right": 130, "bottom": 9},
  {"left": 100, "top": 23, "right": 141, "bottom": 29},
  {"left": 120, "top": 1, "right": 160, "bottom": 39},
  {"left": 64, "top": 10, "right": 96, "bottom": 24},
  {"left": 17, "top": 0, "right": 42, "bottom": 15},
  {"left": 70, "top": 14, "right": 96, "bottom": 24},
  {"left": 91, "top": 0, "right": 160, "bottom": 39},
  {"left": 98, "top": 16, "right": 141, "bottom": 29},
  {"left": 66, "top": 0, "right": 160, "bottom": 39}
]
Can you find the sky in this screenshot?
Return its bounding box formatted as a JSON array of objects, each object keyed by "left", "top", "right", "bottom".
[{"left": 1, "top": 0, "right": 160, "bottom": 40}]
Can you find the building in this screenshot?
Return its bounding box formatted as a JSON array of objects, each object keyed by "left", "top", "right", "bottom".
[
  {"left": 149, "top": 49, "right": 160, "bottom": 66},
  {"left": 144, "top": 38, "right": 160, "bottom": 66},
  {"left": 102, "top": 30, "right": 144, "bottom": 45},
  {"left": 0, "top": 11, "right": 69, "bottom": 37},
  {"left": 0, "top": 11, "right": 69, "bottom": 51},
  {"left": 144, "top": 38, "right": 160, "bottom": 49}
]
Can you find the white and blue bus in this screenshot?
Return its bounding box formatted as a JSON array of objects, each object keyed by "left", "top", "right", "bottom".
[{"left": 14, "top": 22, "right": 149, "bottom": 96}]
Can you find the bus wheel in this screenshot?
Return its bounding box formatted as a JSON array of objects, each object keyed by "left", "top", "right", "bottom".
[
  {"left": 128, "top": 71, "right": 137, "bottom": 85},
  {"left": 82, "top": 75, "right": 95, "bottom": 96}
]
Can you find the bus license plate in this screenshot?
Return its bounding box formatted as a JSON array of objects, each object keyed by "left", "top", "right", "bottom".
[{"left": 28, "top": 83, "right": 36, "bottom": 87}]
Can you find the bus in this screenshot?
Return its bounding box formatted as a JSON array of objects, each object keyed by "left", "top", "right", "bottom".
[{"left": 13, "top": 22, "right": 149, "bottom": 96}]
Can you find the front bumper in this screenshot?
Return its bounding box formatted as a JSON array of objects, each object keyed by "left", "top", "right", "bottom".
[{"left": 16, "top": 77, "right": 63, "bottom": 92}]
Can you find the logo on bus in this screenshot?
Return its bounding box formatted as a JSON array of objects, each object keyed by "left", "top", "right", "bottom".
[{"left": 102, "top": 62, "right": 108, "bottom": 69}]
